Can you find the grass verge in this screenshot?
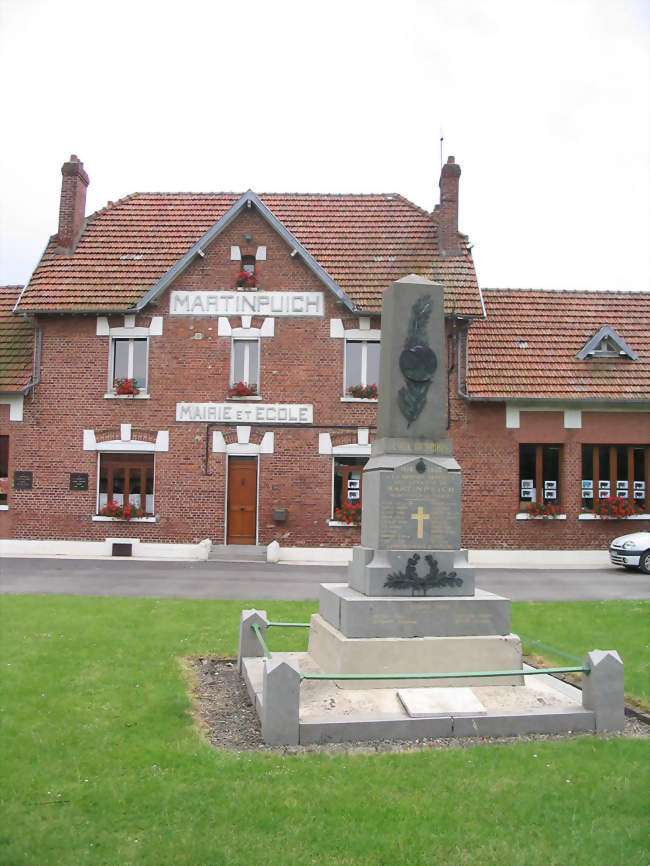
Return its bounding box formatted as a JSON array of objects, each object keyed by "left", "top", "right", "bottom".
[{"left": 1, "top": 595, "right": 648, "bottom": 865}]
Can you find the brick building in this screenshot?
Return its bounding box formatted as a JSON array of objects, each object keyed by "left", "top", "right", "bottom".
[{"left": 1, "top": 155, "right": 648, "bottom": 552}]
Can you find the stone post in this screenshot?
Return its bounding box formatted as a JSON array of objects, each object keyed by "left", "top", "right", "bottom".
[
  {"left": 262, "top": 657, "right": 301, "bottom": 745},
  {"left": 237, "top": 608, "right": 268, "bottom": 673},
  {"left": 582, "top": 650, "right": 625, "bottom": 733}
]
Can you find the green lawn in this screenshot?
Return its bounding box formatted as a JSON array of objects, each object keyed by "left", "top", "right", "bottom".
[{"left": 1, "top": 595, "right": 648, "bottom": 866}]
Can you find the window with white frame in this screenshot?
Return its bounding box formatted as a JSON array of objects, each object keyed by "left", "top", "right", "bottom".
[
  {"left": 344, "top": 339, "right": 380, "bottom": 398},
  {"left": 231, "top": 337, "right": 260, "bottom": 393},
  {"left": 97, "top": 452, "right": 154, "bottom": 516},
  {"left": 111, "top": 337, "right": 148, "bottom": 392}
]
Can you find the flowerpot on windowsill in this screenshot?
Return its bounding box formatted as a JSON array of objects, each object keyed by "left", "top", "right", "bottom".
[
  {"left": 523, "top": 502, "right": 564, "bottom": 519},
  {"left": 346, "top": 384, "right": 378, "bottom": 400},
  {"left": 234, "top": 269, "right": 257, "bottom": 290},
  {"left": 113, "top": 377, "right": 139, "bottom": 397},
  {"left": 228, "top": 382, "right": 258, "bottom": 398},
  {"left": 333, "top": 504, "right": 361, "bottom": 526},
  {"left": 590, "top": 497, "right": 643, "bottom": 519},
  {"left": 98, "top": 500, "right": 149, "bottom": 520}
]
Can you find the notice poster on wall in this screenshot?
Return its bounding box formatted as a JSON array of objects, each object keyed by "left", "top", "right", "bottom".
[
  {"left": 581, "top": 480, "right": 594, "bottom": 498},
  {"left": 544, "top": 480, "right": 557, "bottom": 500},
  {"left": 598, "top": 480, "right": 611, "bottom": 496},
  {"left": 520, "top": 480, "right": 534, "bottom": 499},
  {"left": 347, "top": 489, "right": 360, "bottom": 501},
  {"left": 633, "top": 481, "right": 646, "bottom": 499},
  {"left": 616, "top": 480, "right": 629, "bottom": 496}
]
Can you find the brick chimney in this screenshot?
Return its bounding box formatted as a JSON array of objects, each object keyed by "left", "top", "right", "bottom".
[
  {"left": 438, "top": 155, "right": 461, "bottom": 255},
  {"left": 57, "top": 154, "right": 89, "bottom": 249}
]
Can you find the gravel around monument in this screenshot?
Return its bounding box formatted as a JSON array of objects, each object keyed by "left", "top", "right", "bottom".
[{"left": 188, "top": 656, "right": 649, "bottom": 753}]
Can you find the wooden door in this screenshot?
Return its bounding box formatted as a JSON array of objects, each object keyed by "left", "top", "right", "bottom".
[{"left": 226, "top": 457, "right": 257, "bottom": 544}]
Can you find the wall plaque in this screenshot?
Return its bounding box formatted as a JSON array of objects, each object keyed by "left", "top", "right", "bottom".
[
  {"left": 170, "top": 291, "right": 324, "bottom": 317},
  {"left": 176, "top": 402, "right": 313, "bottom": 424},
  {"left": 13, "top": 471, "right": 33, "bottom": 490},
  {"left": 70, "top": 473, "right": 89, "bottom": 491}
]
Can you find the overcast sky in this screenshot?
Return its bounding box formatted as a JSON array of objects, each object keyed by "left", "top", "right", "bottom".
[{"left": 1, "top": 0, "right": 648, "bottom": 292}]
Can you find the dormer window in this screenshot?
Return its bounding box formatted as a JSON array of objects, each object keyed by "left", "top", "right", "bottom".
[
  {"left": 586, "top": 335, "right": 623, "bottom": 357},
  {"left": 577, "top": 325, "right": 638, "bottom": 360}
]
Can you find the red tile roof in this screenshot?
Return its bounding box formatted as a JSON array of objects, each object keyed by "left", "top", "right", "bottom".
[
  {"left": 0, "top": 286, "right": 34, "bottom": 391},
  {"left": 16, "top": 192, "right": 482, "bottom": 316},
  {"left": 467, "top": 289, "right": 650, "bottom": 401}
]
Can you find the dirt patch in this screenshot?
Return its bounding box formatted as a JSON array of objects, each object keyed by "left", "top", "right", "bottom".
[{"left": 188, "top": 656, "right": 650, "bottom": 754}]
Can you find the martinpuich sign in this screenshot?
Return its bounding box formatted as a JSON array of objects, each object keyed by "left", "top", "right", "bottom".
[
  {"left": 170, "top": 291, "right": 324, "bottom": 317},
  {"left": 176, "top": 403, "right": 313, "bottom": 424}
]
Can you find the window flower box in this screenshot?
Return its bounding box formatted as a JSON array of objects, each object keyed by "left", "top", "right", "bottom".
[
  {"left": 346, "top": 384, "right": 378, "bottom": 400},
  {"left": 98, "top": 500, "right": 148, "bottom": 520},
  {"left": 228, "top": 381, "right": 258, "bottom": 398},
  {"left": 333, "top": 503, "right": 361, "bottom": 525},
  {"left": 114, "top": 377, "right": 139, "bottom": 396},
  {"left": 525, "top": 502, "right": 563, "bottom": 519},
  {"left": 591, "top": 496, "right": 642, "bottom": 519}
]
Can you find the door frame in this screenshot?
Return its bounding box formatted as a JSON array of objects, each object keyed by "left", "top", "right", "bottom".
[{"left": 225, "top": 454, "right": 259, "bottom": 545}]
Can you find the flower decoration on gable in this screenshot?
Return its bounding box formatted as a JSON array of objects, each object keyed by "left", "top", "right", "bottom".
[{"left": 235, "top": 268, "right": 257, "bottom": 289}]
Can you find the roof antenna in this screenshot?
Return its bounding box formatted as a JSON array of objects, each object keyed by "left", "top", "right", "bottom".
[{"left": 440, "top": 128, "right": 444, "bottom": 170}]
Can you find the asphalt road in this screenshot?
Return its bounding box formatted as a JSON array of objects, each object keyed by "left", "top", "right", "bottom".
[{"left": 0, "top": 557, "right": 648, "bottom": 601}]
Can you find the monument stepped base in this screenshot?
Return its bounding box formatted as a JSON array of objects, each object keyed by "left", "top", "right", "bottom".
[
  {"left": 241, "top": 653, "right": 597, "bottom": 745},
  {"left": 319, "top": 583, "right": 511, "bottom": 638},
  {"left": 307, "top": 614, "right": 524, "bottom": 689}
]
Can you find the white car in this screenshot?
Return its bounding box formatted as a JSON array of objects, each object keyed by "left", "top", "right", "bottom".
[{"left": 609, "top": 531, "right": 650, "bottom": 574}]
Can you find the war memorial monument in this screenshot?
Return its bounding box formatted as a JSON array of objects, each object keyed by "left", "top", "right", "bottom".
[{"left": 238, "top": 276, "right": 625, "bottom": 746}]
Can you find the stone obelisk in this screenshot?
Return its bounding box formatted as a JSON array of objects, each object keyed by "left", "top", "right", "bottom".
[
  {"left": 307, "top": 275, "right": 522, "bottom": 687},
  {"left": 349, "top": 274, "right": 475, "bottom": 596}
]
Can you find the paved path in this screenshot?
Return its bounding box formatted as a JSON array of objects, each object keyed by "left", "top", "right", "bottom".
[{"left": 1, "top": 557, "right": 648, "bottom": 601}]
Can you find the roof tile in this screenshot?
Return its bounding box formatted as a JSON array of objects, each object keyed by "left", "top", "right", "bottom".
[
  {"left": 0, "top": 286, "right": 34, "bottom": 391},
  {"left": 17, "top": 192, "right": 482, "bottom": 316},
  {"left": 467, "top": 289, "right": 650, "bottom": 402}
]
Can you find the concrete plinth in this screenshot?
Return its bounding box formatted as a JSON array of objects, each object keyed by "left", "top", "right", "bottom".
[
  {"left": 319, "top": 584, "right": 510, "bottom": 639},
  {"left": 307, "top": 614, "right": 524, "bottom": 688}
]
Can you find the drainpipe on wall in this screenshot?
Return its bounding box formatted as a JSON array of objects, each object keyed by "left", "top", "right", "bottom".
[
  {"left": 21, "top": 313, "right": 42, "bottom": 398},
  {"left": 454, "top": 317, "right": 471, "bottom": 400}
]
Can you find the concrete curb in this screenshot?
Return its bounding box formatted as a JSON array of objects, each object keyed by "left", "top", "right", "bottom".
[{"left": 0, "top": 538, "right": 611, "bottom": 569}]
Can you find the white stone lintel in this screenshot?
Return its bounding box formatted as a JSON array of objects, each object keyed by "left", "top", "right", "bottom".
[{"left": 1, "top": 395, "right": 24, "bottom": 422}]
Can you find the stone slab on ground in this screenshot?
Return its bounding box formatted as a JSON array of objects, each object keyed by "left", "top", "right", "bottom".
[{"left": 397, "top": 687, "right": 487, "bottom": 718}]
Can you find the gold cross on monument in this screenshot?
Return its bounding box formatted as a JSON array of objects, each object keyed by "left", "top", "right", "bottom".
[{"left": 410, "top": 505, "right": 430, "bottom": 539}]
